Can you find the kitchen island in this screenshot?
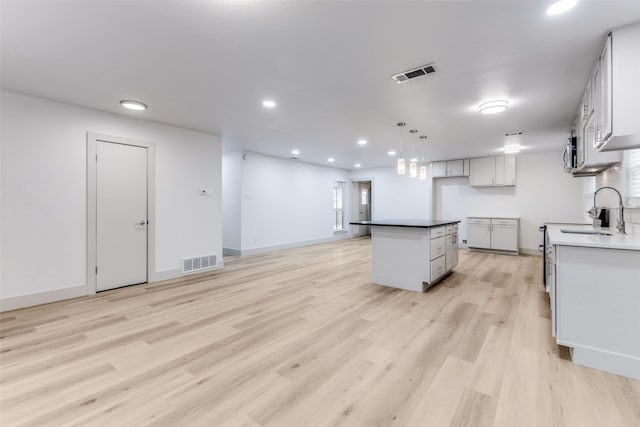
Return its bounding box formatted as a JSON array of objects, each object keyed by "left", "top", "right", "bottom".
[
  {"left": 350, "top": 219, "right": 460, "bottom": 292},
  {"left": 545, "top": 223, "right": 640, "bottom": 380}
]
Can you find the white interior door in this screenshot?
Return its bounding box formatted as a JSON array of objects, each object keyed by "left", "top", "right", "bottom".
[{"left": 96, "top": 141, "right": 148, "bottom": 291}]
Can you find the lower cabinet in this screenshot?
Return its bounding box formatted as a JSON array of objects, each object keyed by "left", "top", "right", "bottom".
[
  {"left": 445, "top": 224, "right": 459, "bottom": 271},
  {"left": 430, "top": 255, "right": 446, "bottom": 282},
  {"left": 467, "top": 217, "right": 519, "bottom": 254},
  {"left": 428, "top": 224, "right": 458, "bottom": 284},
  {"left": 553, "top": 244, "right": 640, "bottom": 380}
]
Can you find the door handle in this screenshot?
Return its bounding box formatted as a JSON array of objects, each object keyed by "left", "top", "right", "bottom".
[{"left": 138, "top": 220, "right": 147, "bottom": 226}]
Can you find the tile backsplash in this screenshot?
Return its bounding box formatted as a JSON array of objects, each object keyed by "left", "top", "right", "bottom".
[{"left": 596, "top": 163, "right": 640, "bottom": 234}]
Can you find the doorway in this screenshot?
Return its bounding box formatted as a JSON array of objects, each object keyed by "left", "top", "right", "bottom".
[
  {"left": 351, "top": 180, "right": 372, "bottom": 236},
  {"left": 87, "top": 133, "right": 156, "bottom": 294}
]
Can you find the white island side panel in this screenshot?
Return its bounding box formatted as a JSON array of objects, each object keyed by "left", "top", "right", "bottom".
[{"left": 370, "top": 227, "right": 430, "bottom": 292}]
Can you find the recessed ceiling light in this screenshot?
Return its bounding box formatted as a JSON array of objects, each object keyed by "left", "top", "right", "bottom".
[
  {"left": 410, "top": 158, "right": 418, "bottom": 162},
  {"left": 504, "top": 145, "right": 521, "bottom": 154},
  {"left": 262, "top": 100, "right": 276, "bottom": 108},
  {"left": 328, "top": 158, "right": 335, "bottom": 162},
  {"left": 479, "top": 100, "right": 509, "bottom": 114},
  {"left": 546, "top": 0, "right": 577, "bottom": 15},
  {"left": 354, "top": 163, "right": 361, "bottom": 168},
  {"left": 120, "top": 100, "right": 147, "bottom": 111},
  {"left": 358, "top": 139, "right": 368, "bottom": 146},
  {"left": 291, "top": 149, "right": 300, "bottom": 155},
  {"left": 388, "top": 150, "right": 397, "bottom": 156}
]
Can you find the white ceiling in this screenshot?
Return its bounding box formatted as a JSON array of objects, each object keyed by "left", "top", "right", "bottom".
[{"left": 2, "top": 1, "right": 640, "bottom": 170}]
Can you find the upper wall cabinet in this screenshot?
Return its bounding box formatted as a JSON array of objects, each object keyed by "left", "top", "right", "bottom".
[
  {"left": 469, "top": 155, "right": 516, "bottom": 187},
  {"left": 594, "top": 24, "right": 640, "bottom": 152},
  {"left": 431, "top": 159, "right": 470, "bottom": 178}
]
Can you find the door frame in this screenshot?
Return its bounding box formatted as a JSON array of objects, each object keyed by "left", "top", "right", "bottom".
[
  {"left": 350, "top": 178, "right": 374, "bottom": 237},
  {"left": 86, "top": 132, "right": 156, "bottom": 295}
]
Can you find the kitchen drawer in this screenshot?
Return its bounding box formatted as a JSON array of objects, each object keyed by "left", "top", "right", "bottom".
[
  {"left": 491, "top": 218, "right": 518, "bottom": 226},
  {"left": 430, "top": 236, "right": 446, "bottom": 260},
  {"left": 467, "top": 217, "right": 490, "bottom": 225},
  {"left": 445, "top": 224, "right": 459, "bottom": 234},
  {"left": 430, "top": 226, "right": 446, "bottom": 239},
  {"left": 430, "top": 255, "right": 446, "bottom": 282}
]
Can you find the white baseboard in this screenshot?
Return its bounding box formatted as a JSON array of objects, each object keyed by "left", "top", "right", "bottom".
[
  {"left": 520, "top": 248, "right": 543, "bottom": 256},
  {"left": 151, "top": 262, "right": 225, "bottom": 282},
  {"left": 223, "top": 248, "right": 241, "bottom": 256},
  {"left": 571, "top": 345, "right": 640, "bottom": 380},
  {"left": 1, "top": 262, "right": 226, "bottom": 312},
  {"left": 238, "top": 233, "right": 352, "bottom": 256},
  {"left": 0, "top": 284, "right": 87, "bottom": 312}
]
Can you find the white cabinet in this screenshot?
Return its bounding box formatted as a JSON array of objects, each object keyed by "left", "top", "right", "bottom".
[
  {"left": 553, "top": 244, "right": 640, "bottom": 379},
  {"left": 431, "top": 161, "right": 447, "bottom": 178},
  {"left": 467, "top": 217, "right": 519, "bottom": 254},
  {"left": 430, "top": 236, "right": 446, "bottom": 260},
  {"left": 469, "top": 157, "right": 495, "bottom": 186},
  {"left": 596, "top": 24, "right": 640, "bottom": 152},
  {"left": 467, "top": 218, "right": 491, "bottom": 248},
  {"left": 469, "top": 155, "right": 516, "bottom": 187},
  {"left": 445, "top": 224, "right": 459, "bottom": 271},
  {"left": 431, "top": 159, "right": 469, "bottom": 178},
  {"left": 573, "top": 43, "right": 622, "bottom": 175},
  {"left": 504, "top": 154, "right": 516, "bottom": 186},
  {"left": 491, "top": 219, "right": 518, "bottom": 251},
  {"left": 599, "top": 35, "right": 612, "bottom": 145}
]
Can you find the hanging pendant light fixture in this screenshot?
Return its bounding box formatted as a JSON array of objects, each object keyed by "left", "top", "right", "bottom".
[
  {"left": 396, "top": 122, "right": 406, "bottom": 175},
  {"left": 419, "top": 135, "right": 428, "bottom": 180},
  {"left": 409, "top": 129, "right": 418, "bottom": 178}
]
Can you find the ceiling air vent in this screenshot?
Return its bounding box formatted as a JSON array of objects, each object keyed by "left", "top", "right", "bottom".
[{"left": 392, "top": 63, "right": 437, "bottom": 84}]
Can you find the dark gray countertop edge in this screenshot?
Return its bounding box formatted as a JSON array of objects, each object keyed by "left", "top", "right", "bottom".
[{"left": 349, "top": 219, "right": 461, "bottom": 229}]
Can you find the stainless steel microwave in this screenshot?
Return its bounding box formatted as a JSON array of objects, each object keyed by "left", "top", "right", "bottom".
[{"left": 563, "top": 136, "right": 577, "bottom": 173}]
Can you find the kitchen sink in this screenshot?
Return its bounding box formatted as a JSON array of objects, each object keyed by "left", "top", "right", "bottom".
[{"left": 560, "top": 229, "right": 612, "bottom": 236}]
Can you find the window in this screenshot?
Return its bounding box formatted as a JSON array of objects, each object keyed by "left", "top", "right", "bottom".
[
  {"left": 624, "top": 149, "right": 640, "bottom": 207},
  {"left": 361, "top": 188, "right": 368, "bottom": 205},
  {"left": 333, "top": 181, "right": 345, "bottom": 231}
]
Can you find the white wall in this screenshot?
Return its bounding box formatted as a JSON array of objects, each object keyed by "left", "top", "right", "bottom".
[
  {"left": 222, "top": 151, "right": 350, "bottom": 254},
  {"left": 596, "top": 159, "right": 640, "bottom": 234},
  {"left": 1, "top": 91, "right": 222, "bottom": 308},
  {"left": 350, "top": 166, "right": 431, "bottom": 221},
  {"left": 433, "top": 152, "right": 591, "bottom": 251}
]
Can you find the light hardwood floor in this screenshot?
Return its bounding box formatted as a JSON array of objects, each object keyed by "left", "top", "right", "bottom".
[{"left": 1, "top": 237, "right": 638, "bottom": 426}]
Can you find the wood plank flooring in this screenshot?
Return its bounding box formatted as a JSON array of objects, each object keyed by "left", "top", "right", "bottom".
[{"left": 1, "top": 237, "right": 639, "bottom": 426}]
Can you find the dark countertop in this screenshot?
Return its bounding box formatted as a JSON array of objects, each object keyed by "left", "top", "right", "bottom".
[{"left": 349, "top": 219, "right": 461, "bottom": 228}]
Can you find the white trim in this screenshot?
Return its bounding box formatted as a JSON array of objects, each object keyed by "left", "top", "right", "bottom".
[
  {"left": 0, "top": 285, "right": 87, "bottom": 312},
  {"left": 519, "top": 248, "right": 543, "bottom": 256},
  {"left": 570, "top": 345, "right": 640, "bottom": 380},
  {"left": 350, "top": 177, "right": 374, "bottom": 236},
  {"left": 86, "top": 133, "right": 156, "bottom": 295},
  {"left": 223, "top": 248, "right": 242, "bottom": 256},
  {"left": 238, "top": 234, "right": 352, "bottom": 256},
  {"left": 150, "top": 263, "right": 224, "bottom": 283}
]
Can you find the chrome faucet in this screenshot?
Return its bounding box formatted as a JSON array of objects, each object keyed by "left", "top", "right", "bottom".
[{"left": 591, "top": 186, "right": 626, "bottom": 234}]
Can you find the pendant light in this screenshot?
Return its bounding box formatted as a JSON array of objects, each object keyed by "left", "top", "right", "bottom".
[
  {"left": 396, "top": 122, "right": 406, "bottom": 175},
  {"left": 419, "top": 135, "right": 428, "bottom": 180},
  {"left": 409, "top": 129, "right": 418, "bottom": 178}
]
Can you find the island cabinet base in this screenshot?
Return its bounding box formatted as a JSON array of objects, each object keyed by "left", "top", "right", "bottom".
[{"left": 370, "top": 226, "right": 454, "bottom": 292}]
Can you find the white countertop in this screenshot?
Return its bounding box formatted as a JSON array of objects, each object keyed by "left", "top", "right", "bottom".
[{"left": 546, "top": 224, "right": 640, "bottom": 251}]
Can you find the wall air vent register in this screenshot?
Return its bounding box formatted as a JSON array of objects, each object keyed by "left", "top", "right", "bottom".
[{"left": 183, "top": 255, "right": 217, "bottom": 274}]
